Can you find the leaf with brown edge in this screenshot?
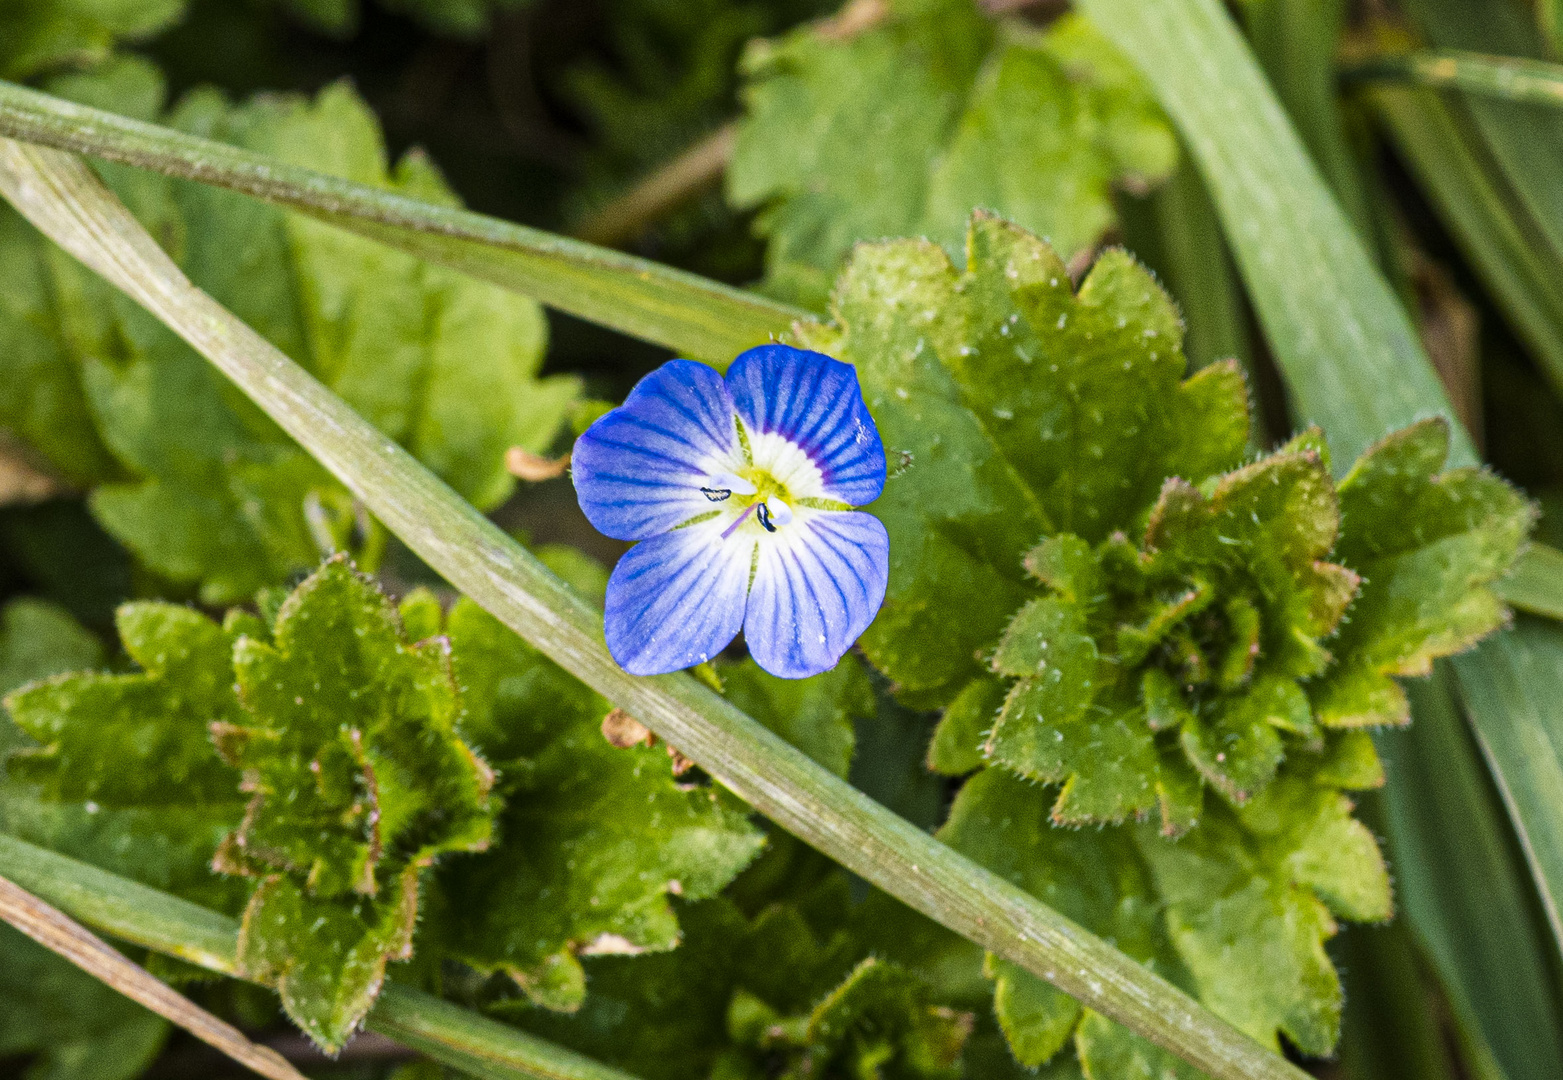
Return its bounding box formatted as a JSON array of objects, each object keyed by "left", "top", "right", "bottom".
[{"left": 216, "top": 557, "right": 495, "bottom": 1050}]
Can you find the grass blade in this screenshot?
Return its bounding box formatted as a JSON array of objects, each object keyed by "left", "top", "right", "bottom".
[
  {"left": 1384, "top": 672, "right": 1563, "bottom": 1080},
  {"left": 1365, "top": 82, "right": 1563, "bottom": 395},
  {"left": 1349, "top": 49, "right": 1563, "bottom": 109},
  {"left": 0, "top": 833, "right": 644, "bottom": 1080},
  {"left": 0, "top": 79, "right": 810, "bottom": 364},
  {"left": 1405, "top": 0, "right": 1563, "bottom": 283},
  {"left": 0, "top": 873, "right": 307, "bottom": 1080},
  {"left": 0, "top": 137, "right": 1311, "bottom": 1080},
  {"left": 1452, "top": 618, "right": 1563, "bottom": 953},
  {"left": 1077, "top": 0, "right": 1459, "bottom": 469}
]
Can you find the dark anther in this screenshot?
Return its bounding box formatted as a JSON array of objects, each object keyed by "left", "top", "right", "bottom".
[
  {"left": 701, "top": 487, "right": 732, "bottom": 502},
  {"left": 756, "top": 503, "right": 778, "bottom": 533}
]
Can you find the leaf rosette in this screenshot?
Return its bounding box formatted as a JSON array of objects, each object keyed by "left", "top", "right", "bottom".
[
  {"left": 796, "top": 209, "right": 1533, "bottom": 1063},
  {"left": 985, "top": 438, "right": 1359, "bottom": 830}
]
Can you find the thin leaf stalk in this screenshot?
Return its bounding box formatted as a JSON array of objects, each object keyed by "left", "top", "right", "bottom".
[{"left": 0, "top": 138, "right": 1309, "bottom": 1080}]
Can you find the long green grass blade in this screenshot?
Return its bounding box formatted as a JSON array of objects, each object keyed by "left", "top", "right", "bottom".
[
  {"left": 1076, "top": 3, "right": 1563, "bottom": 1077},
  {"left": 1366, "top": 82, "right": 1563, "bottom": 395},
  {"left": 1243, "top": 0, "right": 1373, "bottom": 236},
  {"left": 0, "top": 79, "right": 809, "bottom": 364},
  {"left": 0, "top": 138, "right": 1311, "bottom": 1080},
  {"left": 1405, "top": 0, "right": 1563, "bottom": 280},
  {"left": 1452, "top": 619, "right": 1563, "bottom": 952},
  {"left": 0, "top": 833, "right": 635, "bottom": 1080},
  {"left": 1384, "top": 673, "right": 1563, "bottom": 1080},
  {"left": 1349, "top": 49, "right": 1563, "bottom": 109},
  {"left": 1077, "top": 0, "right": 1458, "bottom": 470}
]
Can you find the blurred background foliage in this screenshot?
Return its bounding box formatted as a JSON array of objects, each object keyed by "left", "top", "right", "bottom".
[{"left": 4, "top": 1, "right": 1563, "bottom": 1079}]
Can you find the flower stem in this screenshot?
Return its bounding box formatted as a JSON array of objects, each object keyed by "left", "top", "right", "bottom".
[{"left": 0, "top": 137, "right": 1308, "bottom": 1080}]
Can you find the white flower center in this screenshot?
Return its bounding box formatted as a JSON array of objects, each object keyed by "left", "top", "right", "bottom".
[{"left": 695, "top": 418, "right": 826, "bottom": 539}]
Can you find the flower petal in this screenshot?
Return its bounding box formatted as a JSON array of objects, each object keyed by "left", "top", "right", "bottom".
[
  {"left": 572, "top": 359, "right": 738, "bottom": 540},
  {"left": 725, "top": 344, "right": 886, "bottom": 506},
  {"left": 744, "top": 510, "right": 889, "bottom": 679},
  {"left": 604, "top": 520, "right": 753, "bottom": 676}
]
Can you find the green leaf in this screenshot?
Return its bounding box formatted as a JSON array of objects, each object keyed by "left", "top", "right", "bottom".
[
  {"left": 521, "top": 890, "right": 973, "bottom": 1080},
  {"left": 0, "top": 75, "right": 576, "bottom": 601},
  {"left": 0, "top": 207, "right": 119, "bottom": 487},
  {"left": 212, "top": 558, "right": 496, "bottom": 1050},
  {"left": 1367, "top": 75, "right": 1563, "bottom": 400},
  {"left": 7, "top": 602, "right": 243, "bottom": 808},
  {"left": 719, "top": 655, "right": 869, "bottom": 778},
  {"left": 1452, "top": 617, "right": 1563, "bottom": 984},
  {"left": 1315, "top": 419, "right": 1534, "bottom": 727},
  {"left": 166, "top": 81, "right": 576, "bottom": 512},
  {"left": 982, "top": 443, "right": 1358, "bottom": 826},
  {"left": 1403, "top": 0, "right": 1563, "bottom": 396},
  {"left": 1074, "top": 1009, "right": 1208, "bottom": 1080},
  {"left": 927, "top": 675, "right": 1005, "bottom": 776},
  {"left": 0, "top": 597, "right": 102, "bottom": 699},
  {"left": 0, "top": 0, "right": 185, "bottom": 81},
  {"left": 1383, "top": 670, "right": 1563, "bottom": 1080},
  {"left": 802, "top": 213, "right": 1242, "bottom": 706},
  {"left": 432, "top": 597, "right": 764, "bottom": 1011},
  {"left": 730, "top": 4, "right": 1175, "bottom": 308},
  {"left": 1494, "top": 543, "right": 1563, "bottom": 622},
  {"left": 804, "top": 958, "right": 971, "bottom": 1080},
  {"left": 1134, "top": 777, "right": 1391, "bottom": 1056},
  {"left": 794, "top": 233, "right": 1038, "bottom": 704},
  {"left": 938, "top": 769, "right": 1180, "bottom": 1067},
  {"left": 0, "top": 923, "right": 167, "bottom": 1080},
  {"left": 1, "top": 600, "right": 249, "bottom": 911}
]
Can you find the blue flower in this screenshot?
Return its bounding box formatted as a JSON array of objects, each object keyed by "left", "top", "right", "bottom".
[{"left": 572, "top": 344, "right": 889, "bottom": 679}]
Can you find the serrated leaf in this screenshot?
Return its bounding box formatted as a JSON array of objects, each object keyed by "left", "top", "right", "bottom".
[
  {"left": 520, "top": 890, "right": 973, "bottom": 1080},
  {"left": 0, "top": 74, "right": 575, "bottom": 601},
  {"left": 1315, "top": 418, "right": 1534, "bottom": 727},
  {"left": 943, "top": 221, "right": 1246, "bottom": 540},
  {"left": 215, "top": 558, "right": 495, "bottom": 1049},
  {"left": 927, "top": 675, "right": 1005, "bottom": 776},
  {"left": 986, "top": 655, "right": 1159, "bottom": 826},
  {"left": 796, "top": 237, "right": 1037, "bottom": 703},
  {"left": 431, "top": 597, "right": 764, "bottom": 1010},
  {"left": 6, "top": 602, "right": 242, "bottom": 809},
  {"left": 1133, "top": 778, "right": 1391, "bottom": 1056},
  {"left": 730, "top": 4, "right": 1174, "bottom": 308},
  {"left": 0, "top": 598, "right": 249, "bottom": 913},
  {"left": 808, "top": 214, "right": 1240, "bottom": 706}
]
